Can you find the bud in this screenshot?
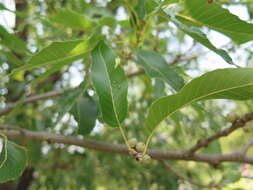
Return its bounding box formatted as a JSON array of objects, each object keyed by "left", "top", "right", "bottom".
[
  {"left": 136, "top": 142, "right": 145, "bottom": 152},
  {"left": 226, "top": 112, "right": 239, "bottom": 123},
  {"left": 143, "top": 154, "right": 151, "bottom": 161},
  {"left": 128, "top": 138, "right": 138, "bottom": 148},
  {"left": 142, "top": 154, "right": 151, "bottom": 164},
  {"left": 128, "top": 148, "right": 137, "bottom": 156}
]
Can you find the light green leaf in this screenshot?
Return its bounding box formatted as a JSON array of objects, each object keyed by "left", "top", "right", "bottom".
[
  {"left": 11, "top": 34, "right": 101, "bottom": 76},
  {"left": 56, "top": 77, "right": 89, "bottom": 124},
  {"left": 136, "top": 49, "right": 184, "bottom": 91},
  {"left": 91, "top": 41, "right": 128, "bottom": 127},
  {"left": 49, "top": 9, "right": 96, "bottom": 30},
  {"left": 145, "top": 68, "right": 253, "bottom": 134},
  {"left": 0, "top": 141, "right": 27, "bottom": 183},
  {"left": 180, "top": 0, "right": 253, "bottom": 44},
  {"left": 170, "top": 16, "right": 234, "bottom": 65},
  {"left": 71, "top": 97, "right": 98, "bottom": 135}
]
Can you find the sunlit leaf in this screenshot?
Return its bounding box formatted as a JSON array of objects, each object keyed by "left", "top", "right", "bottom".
[{"left": 11, "top": 34, "right": 101, "bottom": 75}]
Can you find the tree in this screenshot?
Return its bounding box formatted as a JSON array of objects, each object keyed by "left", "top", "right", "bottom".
[{"left": 1, "top": 0, "right": 253, "bottom": 189}]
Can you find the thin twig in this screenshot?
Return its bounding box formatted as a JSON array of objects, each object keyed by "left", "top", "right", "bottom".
[
  {"left": 161, "top": 161, "right": 221, "bottom": 189},
  {"left": 239, "top": 138, "right": 253, "bottom": 156},
  {"left": 187, "top": 111, "right": 253, "bottom": 155}
]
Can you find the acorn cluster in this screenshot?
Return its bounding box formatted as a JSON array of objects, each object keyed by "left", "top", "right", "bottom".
[{"left": 128, "top": 138, "right": 151, "bottom": 163}]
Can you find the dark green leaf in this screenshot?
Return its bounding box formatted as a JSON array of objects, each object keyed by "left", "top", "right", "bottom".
[
  {"left": 136, "top": 49, "right": 184, "bottom": 91},
  {"left": 56, "top": 77, "right": 90, "bottom": 124},
  {"left": 71, "top": 97, "right": 98, "bottom": 135},
  {"left": 91, "top": 41, "right": 128, "bottom": 127},
  {"left": 181, "top": 0, "right": 253, "bottom": 44},
  {"left": 170, "top": 16, "right": 234, "bottom": 65}
]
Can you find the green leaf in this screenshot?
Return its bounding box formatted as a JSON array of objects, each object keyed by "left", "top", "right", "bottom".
[
  {"left": 135, "top": 0, "right": 146, "bottom": 20},
  {"left": 71, "top": 97, "right": 98, "bottom": 135},
  {"left": 145, "top": 68, "right": 253, "bottom": 134},
  {"left": 0, "top": 25, "right": 28, "bottom": 54},
  {"left": 0, "top": 141, "right": 27, "bottom": 183},
  {"left": 91, "top": 41, "right": 128, "bottom": 127},
  {"left": 153, "top": 79, "right": 166, "bottom": 99},
  {"left": 49, "top": 9, "right": 96, "bottom": 30},
  {"left": 11, "top": 34, "right": 101, "bottom": 76},
  {"left": 0, "top": 134, "right": 7, "bottom": 168},
  {"left": 180, "top": 0, "right": 253, "bottom": 44},
  {"left": 136, "top": 49, "right": 184, "bottom": 91},
  {"left": 56, "top": 77, "right": 89, "bottom": 124},
  {"left": 170, "top": 16, "right": 234, "bottom": 65}
]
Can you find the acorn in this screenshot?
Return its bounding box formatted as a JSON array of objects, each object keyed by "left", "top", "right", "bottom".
[
  {"left": 226, "top": 112, "right": 239, "bottom": 123},
  {"left": 136, "top": 142, "right": 145, "bottom": 152},
  {"left": 128, "top": 138, "right": 138, "bottom": 148}
]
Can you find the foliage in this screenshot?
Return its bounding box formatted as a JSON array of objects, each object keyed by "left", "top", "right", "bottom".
[{"left": 1, "top": 0, "right": 253, "bottom": 189}]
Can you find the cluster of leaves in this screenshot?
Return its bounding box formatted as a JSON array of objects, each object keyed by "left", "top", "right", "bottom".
[{"left": 1, "top": 0, "right": 253, "bottom": 189}]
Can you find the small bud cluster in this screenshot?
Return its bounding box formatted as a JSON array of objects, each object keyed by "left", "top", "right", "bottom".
[{"left": 128, "top": 138, "right": 151, "bottom": 163}]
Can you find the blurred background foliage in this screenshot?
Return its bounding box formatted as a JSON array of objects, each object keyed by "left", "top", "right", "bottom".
[{"left": 1, "top": 0, "right": 253, "bottom": 189}]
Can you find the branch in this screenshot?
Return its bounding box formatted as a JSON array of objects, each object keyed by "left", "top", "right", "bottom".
[
  {"left": 0, "top": 90, "right": 64, "bottom": 116},
  {"left": 238, "top": 138, "right": 253, "bottom": 156},
  {"left": 187, "top": 111, "right": 253, "bottom": 154},
  {"left": 2, "top": 126, "right": 253, "bottom": 165},
  {"left": 161, "top": 161, "right": 221, "bottom": 189}
]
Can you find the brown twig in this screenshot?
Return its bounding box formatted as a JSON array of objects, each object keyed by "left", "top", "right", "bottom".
[
  {"left": 238, "top": 138, "right": 253, "bottom": 156},
  {"left": 187, "top": 111, "right": 253, "bottom": 155},
  {"left": 161, "top": 161, "right": 221, "bottom": 189},
  {"left": 0, "top": 70, "right": 144, "bottom": 116},
  {"left": 2, "top": 126, "right": 253, "bottom": 165}
]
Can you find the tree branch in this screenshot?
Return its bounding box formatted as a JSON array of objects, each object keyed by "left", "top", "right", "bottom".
[
  {"left": 187, "top": 111, "right": 253, "bottom": 154},
  {"left": 161, "top": 161, "right": 221, "bottom": 189},
  {"left": 0, "top": 90, "right": 64, "bottom": 116},
  {"left": 1, "top": 126, "right": 253, "bottom": 165}
]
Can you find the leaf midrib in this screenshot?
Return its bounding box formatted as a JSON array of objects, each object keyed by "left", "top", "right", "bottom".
[{"left": 98, "top": 44, "right": 121, "bottom": 126}]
